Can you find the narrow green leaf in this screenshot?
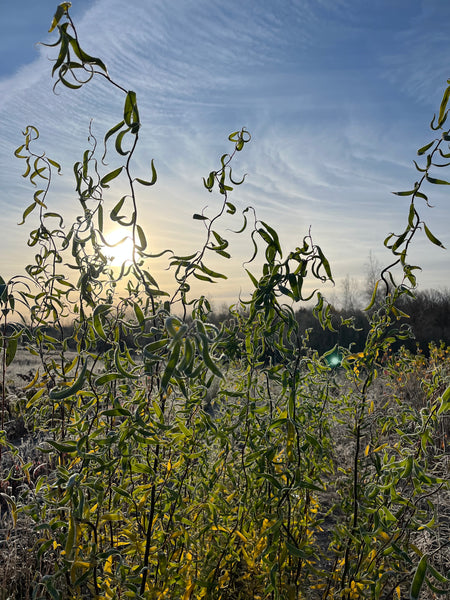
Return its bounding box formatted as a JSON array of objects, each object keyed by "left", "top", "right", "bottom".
[
  {"left": 423, "top": 223, "right": 445, "bottom": 248},
  {"left": 103, "top": 120, "right": 125, "bottom": 157},
  {"left": 48, "top": 158, "right": 62, "bottom": 172},
  {"left": 439, "top": 85, "right": 450, "bottom": 125},
  {"left": 165, "top": 316, "right": 183, "bottom": 338},
  {"left": 18, "top": 203, "right": 37, "bottom": 225},
  {"left": 441, "top": 384, "right": 450, "bottom": 403},
  {"left": 426, "top": 175, "right": 450, "bottom": 185},
  {"left": 317, "top": 246, "right": 333, "bottom": 282},
  {"left": 286, "top": 541, "right": 312, "bottom": 559},
  {"left": 114, "top": 347, "right": 139, "bottom": 380},
  {"left": 200, "top": 337, "right": 223, "bottom": 378},
  {"left": 135, "top": 225, "right": 147, "bottom": 251},
  {"left": 425, "top": 562, "right": 450, "bottom": 584},
  {"left": 391, "top": 230, "right": 409, "bottom": 252},
  {"left": 131, "top": 462, "right": 153, "bottom": 474},
  {"left": 110, "top": 196, "right": 126, "bottom": 221},
  {"left": 260, "top": 221, "right": 282, "bottom": 256},
  {"left": 392, "top": 189, "right": 416, "bottom": 197},
  {"left": 69, "top": 38, "right": 107, "bottom": 73},
  {"left": 193, "top": 272, "right": 214, "bottom": 282},
  {"left": 65, "top": 514, "right": 76, "bottom": 557},
  {"left": 101, "top": 166, "right": 123, "bottom": 188},
  {"left": 49, "top": 361, "right": 88, "bottom": 400},
  {"left": 161, "top": 341, "right": 181, "bottom": 390},
  {"left": 133, "top": 302, "right": 145, "bottom": 326},
  {"left": 93, "top": 304, "right": 112, "bottom": 340},
  {"left": 144, "top": 338, "right": 170, "bottom": 354},
  {"left": 438, "top": 387, "right": 450, "bottom": 415},
  {"left": 176, "top": 418, "right": 193, "bottom": 437},
  {"left": 14, "top": 144, "right": 25, "bottom": 158},
  {"left": 410, "top": 555, "right": 427, "bottom": 600},
  {"left": 260, "top": 473, "right": 282, "bottom": 490},
  {"left": 245, "top": 269, "right": 259, "bottom": 288},
  {"left": 45, "top": 440, "right": 78, "bottom": 453},
  {"left": 216, "top": 249, "right": 231, "bottom": 258},
  {"left": 98, "top": 204, "right": 104, "bottom": 231},
  {"left": 199, "top": 263, "right": 227, "bottom": 280},
  {"left": 178, "top": 338, "right": 194, "bottom": 373},
  {"left": 95, "top": 372, "right": 123, "bottom": 385},
  {"left": 408, "top": 203, "right": 416, "bottom": 228},
  {"left": 417, "top": 140, "right": 435, "bottom": 156},
  {"left": 101, "top": 407, "right": 131, "bottom": 417},
  {"left": 5, "top": 337, "right": 18, "bottom": 367}
]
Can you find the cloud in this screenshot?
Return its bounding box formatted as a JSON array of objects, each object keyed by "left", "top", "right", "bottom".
[
  {"left": 1, "top": 0, "right": 449, "bottom": 304},
  {"left": 379, "top": 1, "right": 450, "bottom": 106}
]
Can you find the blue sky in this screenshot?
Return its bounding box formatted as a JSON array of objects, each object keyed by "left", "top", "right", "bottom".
[{"left": 1, "top": 0, "right": 449, "bottom": 308}]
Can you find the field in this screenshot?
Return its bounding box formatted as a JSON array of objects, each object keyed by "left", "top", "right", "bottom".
[{"left": 0, "top": 342, "right": 448, "bottom": 599}]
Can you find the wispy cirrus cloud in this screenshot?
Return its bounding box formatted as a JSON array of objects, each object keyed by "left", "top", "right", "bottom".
[{"left": 0, "top": 0, "right": 449, "bottom": 303}]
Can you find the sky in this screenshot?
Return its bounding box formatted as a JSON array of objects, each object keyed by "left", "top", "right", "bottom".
[{"left": 1, "top": 0, "right": 450, "bottom": 309}]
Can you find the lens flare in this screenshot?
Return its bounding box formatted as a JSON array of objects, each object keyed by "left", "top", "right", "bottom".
[{"left": 104, "top": 228, "right": 135, "bottom": 266}]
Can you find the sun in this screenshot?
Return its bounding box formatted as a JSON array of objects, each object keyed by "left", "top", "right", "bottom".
[{"left": 104, "top": 228, "right": 135, "bottom": 266}]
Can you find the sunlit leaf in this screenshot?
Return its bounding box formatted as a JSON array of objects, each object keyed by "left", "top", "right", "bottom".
[{"left": 48, "top": 2, "right": 72, "bottom": 33}]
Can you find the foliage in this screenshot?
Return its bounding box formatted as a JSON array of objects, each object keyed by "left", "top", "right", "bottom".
[{"left": 0, "top": 3, "right": 449, "bottom": 599}]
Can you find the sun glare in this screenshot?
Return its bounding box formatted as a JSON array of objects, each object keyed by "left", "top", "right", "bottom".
[{"left": 104, "top": 229, "right": 135, "bottom": 266}]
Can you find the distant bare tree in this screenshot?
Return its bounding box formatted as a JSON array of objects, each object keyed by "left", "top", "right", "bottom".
[
  {"left": 340, "top": 274, "right": 360, "bottom": 312},
  {"left": 363, "top": 250, "right": 383, "bottom": 308}
]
